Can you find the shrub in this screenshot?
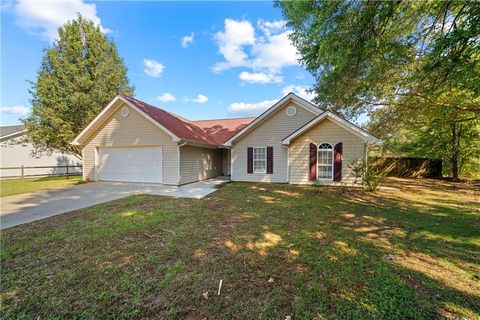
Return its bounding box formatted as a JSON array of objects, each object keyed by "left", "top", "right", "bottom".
[{"left": 350, "top": 159, "right": 387, "bottom": 191}]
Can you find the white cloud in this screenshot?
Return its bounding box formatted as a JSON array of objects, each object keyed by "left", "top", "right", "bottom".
[
  {"left": 143, "top": 59, "right": 164, "bottom": 78},
  {"left": 213, "top": 19, "right": 256, "bottom": 72},
  {"left": 281, "top": 85, "right": 316, "bottom": 101},
  {"left": 251, "top": 30, "right": 299, "bottom": 70},
  {"left": 181, "top": 32, "right": 194, "bottom": 48},
  {"left": 257, "top": 20, "right": 287, "bottom": 37},
  {"left": 14, "top": 0, "right": 108, "bottom": 41},
  {"left": 185, "top": 94, "right": 208, "bottom": 104},
  {"left": 192, "top": 94, "right": 208, "bottom": 103},
  {"left": 213, "top": 18, "right": 299, "bottom": 75},
  {"left": 228, "top": 99, "right": 277, "bottom": 116},
  {"left": 239, "top": 71, "right": 283, "bottom": 84},
  {"left": 1, "top": 105, "right": 30, "bottom": 116},
  {"left": 156, "top": 93, "right": 176, "bottom": 103},
  {"left": 229, "top": 85, "right": 316, "bottom": 116}
]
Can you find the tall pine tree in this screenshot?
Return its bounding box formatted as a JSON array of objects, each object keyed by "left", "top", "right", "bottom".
[{"left": 23, "top": 15, "right": 134, "bottom": 159}]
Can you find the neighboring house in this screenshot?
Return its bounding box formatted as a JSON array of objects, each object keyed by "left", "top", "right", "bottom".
[
  {"left": 72, "top": 93, "right": 380, "bottom": 185},
  {"left": 0, "top": 125, "right": 81, "bottom": 178}
]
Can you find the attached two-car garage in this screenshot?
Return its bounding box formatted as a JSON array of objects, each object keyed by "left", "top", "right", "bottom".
[{"left": 97, "top": 146, "right": 162, "bottom": 183}]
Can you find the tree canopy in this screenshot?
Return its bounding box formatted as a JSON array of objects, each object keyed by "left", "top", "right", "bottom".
[
  {"left": 278, "top": 0, "right": 479, "bottom": 117},
  {"left": 23, "top": 15, "right": 134, "bottom": 159},
  {"left": 278, "top": 0, "right": 480, "bottom": 178}
]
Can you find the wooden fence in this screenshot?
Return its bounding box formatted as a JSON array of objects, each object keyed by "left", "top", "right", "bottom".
[
  {"left": 370, "top": 157, "right": 442, "bottom": 178},
  {"left": 0, "top": 165, "right": 82, "bottom": 179}
]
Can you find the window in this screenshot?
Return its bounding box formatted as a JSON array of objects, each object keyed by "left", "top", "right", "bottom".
[
  {"left": 317, "top": 143, "right": 333, "bottom": 180},
  {"left": 253, "top": 147, "right": 266, "bottom": 173}
]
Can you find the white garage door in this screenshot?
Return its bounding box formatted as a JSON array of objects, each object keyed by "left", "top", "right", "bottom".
[{"left": 98, "top": 146, "right": 162, "bottom": 183}]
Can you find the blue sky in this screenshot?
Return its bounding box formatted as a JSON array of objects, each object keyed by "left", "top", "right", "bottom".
[{"left": 1, "top": 0, "right": 318, "bottom": 125}]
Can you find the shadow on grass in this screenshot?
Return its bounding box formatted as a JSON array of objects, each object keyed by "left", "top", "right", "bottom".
[
  {"left": 211, "top": 181, "right": 480, "bottom": 319},
  {"left": 34, "top": 175, "right": 82, "bottom": 182},
  {"left": 1, "top": 179, "right": 479, "bottom": 319}
]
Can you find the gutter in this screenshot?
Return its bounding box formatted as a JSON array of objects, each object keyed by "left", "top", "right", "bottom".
[
  {"left": 0, "top": 130, "right": 27, "bottom": 143},
  {"left": 178, "top": 139, "right": 218, "bottom": 149}
]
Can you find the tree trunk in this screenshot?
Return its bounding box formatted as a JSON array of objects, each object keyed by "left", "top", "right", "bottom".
[{"left": 451, "top": 123, "right": 459, "bottom": 181}]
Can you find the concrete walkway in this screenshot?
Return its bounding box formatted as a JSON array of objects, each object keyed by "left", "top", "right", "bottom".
[{"left": 0, "top": 176, "right": 229, "bottom": 230}]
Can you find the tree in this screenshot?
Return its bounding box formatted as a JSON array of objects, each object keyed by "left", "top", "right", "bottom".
[
  {"left": 369, "top": 102, "right": 480, "bottom": 179},
  {"left": 23, "top": 15, "right": 134, "bottom": 159},
  {"left": 277, "top": 0, "right": 480, "bottom": 179}
]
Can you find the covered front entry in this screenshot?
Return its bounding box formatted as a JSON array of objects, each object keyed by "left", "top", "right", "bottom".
[
  {"left": 222, "top": 149, "right": 231, "bottom": 176},
  {"left": 97, "top": 146, "right": 162, "bottom": 183}
]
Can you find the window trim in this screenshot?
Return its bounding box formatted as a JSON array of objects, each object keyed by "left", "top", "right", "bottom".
[
  {"left": 317, "top": 142, "right": 334, "bottom": 181},
  {"left": 253, "top": 147, "right": 267, "bottom": 174}
]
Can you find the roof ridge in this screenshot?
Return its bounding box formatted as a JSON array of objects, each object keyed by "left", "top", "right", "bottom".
[
  {"left": 193, "top": 117, "right": 255, "bottom": 122},
  {"left": 120, "top": 95, "right": 257, "bottom": 125},
  {"left": 120, "top": 94, "right": 199, "bottom": 125}
]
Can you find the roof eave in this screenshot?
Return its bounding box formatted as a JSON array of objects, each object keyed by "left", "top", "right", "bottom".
[
  {"left": 0, "top": 129, "right": 27, "bottom": 142},
  {"left": 179, "top": 139, "right": 219, "bottom": 149}
]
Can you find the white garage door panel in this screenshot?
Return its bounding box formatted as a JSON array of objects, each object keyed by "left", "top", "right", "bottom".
[{"left": 98, "top": 146, "right": 162, "bottom": 183}]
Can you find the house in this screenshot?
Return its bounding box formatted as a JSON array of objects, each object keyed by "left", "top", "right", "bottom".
[
  {"left": 0, "top": 125, "right": 81, "bottom": 178},
  {"left": 72, "top": 93, "right": 380, "bottom": 185}
]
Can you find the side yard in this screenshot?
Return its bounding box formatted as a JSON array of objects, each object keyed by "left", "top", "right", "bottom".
[
  {"left": 1, "top": 178, "right": 479, "bottom": 319},
  {"left": 0, "top": 176, "right": 82, "bottom": 197}
]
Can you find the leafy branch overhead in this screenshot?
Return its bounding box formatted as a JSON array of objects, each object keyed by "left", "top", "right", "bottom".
[
  {"left": 23, "top": 15, "right": 134, "bottom": 159},
  {"left": 278, "top": 0, "right": 479, "bottom": 118},
  {"left": 278, "top": 0, "right": 480, "bottom": 179}
]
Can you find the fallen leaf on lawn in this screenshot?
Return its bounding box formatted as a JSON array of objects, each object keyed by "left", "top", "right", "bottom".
[{"left": 386, "top": 254, "right": 396, "bottom": 260}]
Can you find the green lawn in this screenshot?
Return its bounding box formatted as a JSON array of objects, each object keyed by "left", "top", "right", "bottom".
[
  {"left": 0, "top": 176, "right": 82, "bottom": 197},
  {"left": 1, "top": 178, "right": 479, "bottom": 319}
]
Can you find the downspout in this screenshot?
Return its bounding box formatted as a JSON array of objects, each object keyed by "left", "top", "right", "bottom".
[
  {"left": 364, "top": 142, "right": 369, "bottom": 172},
  {"left": 178, "top": 140, "right": 187, "bottom": 185},
  {"left": 286, "top": 145, "right": 290, "bottom": 183}
]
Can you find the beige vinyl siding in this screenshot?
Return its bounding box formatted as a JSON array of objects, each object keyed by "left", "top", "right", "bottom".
[
  {"left": 179, "top": 146, "right": 223, "bottom": 185},
  {"left": 231, "top": 99, "right": 317, "bottom": 183},
  {"left": 289, "top": 118, "right": 366, "bottom": 184},
  {"left": 82, "top": 102, "right": 179, "bottom": 185}
]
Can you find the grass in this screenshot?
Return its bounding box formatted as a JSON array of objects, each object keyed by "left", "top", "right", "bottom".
[
  {"left": 1, "top": 178, "right": 479, "bottom": 319},
  {"left": 0, "top": 175, "right": 82, "bottom": 197}
]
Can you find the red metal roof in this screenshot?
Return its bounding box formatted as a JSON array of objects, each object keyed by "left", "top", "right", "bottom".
[
  {"left": 120, "top": 95, "right": 254, "bottom": 146},
  {"left": 193, "top": 117, "right": 255, "bottom": 145}
]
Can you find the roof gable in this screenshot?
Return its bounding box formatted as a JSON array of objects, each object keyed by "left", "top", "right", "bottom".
[
  {"left": 72, "top": 95, "right": 254, "bottom": 147},
  {"left": 281, "top": 111, "right": 381, "bottom": 145},
  {"left": 223, "top": 93, "right": 322, "bottom": 146}
]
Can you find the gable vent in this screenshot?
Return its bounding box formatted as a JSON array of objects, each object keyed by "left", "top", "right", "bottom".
[{"left": 286, "top": 105, "right": 297, "bottom": 117}]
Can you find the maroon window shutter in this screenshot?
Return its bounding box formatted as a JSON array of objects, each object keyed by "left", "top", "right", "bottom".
[
  {"left": 309, "top": 143, "right": 317, "bottom": 181},
  {"left": 247, "top": 147, "right": 253, "bottom": 174},
  {"left": 334, "top": 142, "right": 343, "bottom": 181},
  {"left": 267, "top": 147, "right": 273, "bottom": 174}
]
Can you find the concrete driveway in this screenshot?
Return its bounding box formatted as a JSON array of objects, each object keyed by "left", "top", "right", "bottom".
[{"left": 0, "top": 176, "right": 229, "bottom": 230}]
